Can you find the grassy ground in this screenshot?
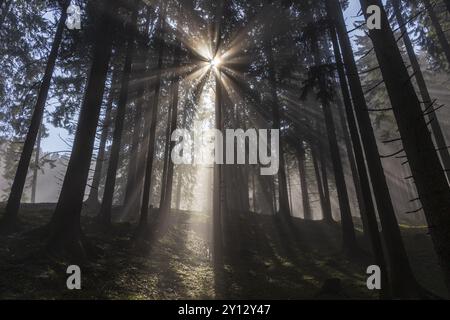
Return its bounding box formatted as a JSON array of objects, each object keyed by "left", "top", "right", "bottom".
[{"left": 0, "top": 204, "right": 447, "bottom": 299}]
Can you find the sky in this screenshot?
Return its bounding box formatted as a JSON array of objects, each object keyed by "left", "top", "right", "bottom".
[{"left": 40, "top": 0, "right": 364, "bottom": 153}]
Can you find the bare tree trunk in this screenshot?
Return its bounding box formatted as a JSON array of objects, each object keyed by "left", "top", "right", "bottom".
[
  {"left": 235, "top": 110, "right": 250, "bottom": 214},
  {"left": 85, "top": 67, "right": 118, "bottom": 207},
  {"left": 123, "top": 84, "right": 145, "bottom": 215},
  {"left": 239, "top": 165, "right": 250, "bottom": 213},
  {"left": 335, "top": 97, "right": 370, "bottom": 236},
  {"left": 311, "top": 143, "right": 329, "bottom": 221},
  {"left": 287, "top": 165, "right": 293, "bottom": 214},
  {"left": 252, "top": 171, "right": 257, "bottom": 213},
  {"left": 129, "top": 101, "right": 153, "bottom": 223},
  {"left": 123, "top": 9, "right": 153, "bottom": 219},
  {"left": 360, "top": 0, "right": 450, "bottom": 294},
  {"left": 175, "top": 172, "right": 182, "bottom": 210},
  {"left": 159, "top": 97, "right": 173, "bottom": 210},
  {"left": 47, "top": 0, "right": 117, "bottom": 258},
  {"left": 297, "top": 144, "right": 311, "bottom": 220},
  {"left": 318, "top": 144, "right": 333, "bottom": 222},
  {"left": 213, "top": 69, "right": 224, "bottom": 273},
  {"left": 271, "top": 176, "right": 277, "bottom": 214},
  {"left": 174, "top": 103, "right": 188, "bottom": 212},
  {"left": 99, "top": 3, "right": 138, "bottom": 226},
  {"left": 31, "top": 125, "right": 42, "bottom": 204},
  {"left": 322, "top": 98, "right": 357, "bottom": 250},
  {"left": 310, "top": 31, "right": 357, "bottom": 252},
  {"left": 2, "top": 1, "right": 69, "bottom": 229},
  {"left": 266, "top": 45, "right": 291, "bottom": 218},
  {"left": 138, "top": 10, "right": 166, "bottom": 233},
  {"left": 161, "top": 42, "right": 182, "bottom": 214}
]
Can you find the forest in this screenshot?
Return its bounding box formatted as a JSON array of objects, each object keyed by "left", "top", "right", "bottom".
[{"left": 0, "top": 0, "right": 450, "bottom": 300}]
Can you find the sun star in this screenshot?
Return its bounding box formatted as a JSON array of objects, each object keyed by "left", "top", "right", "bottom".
[{"left": 210, "top": 56, "right": 222, "bottom": 68}]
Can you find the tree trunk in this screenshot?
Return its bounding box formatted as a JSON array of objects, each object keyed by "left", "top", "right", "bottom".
[
  {"left": 392, "top": 0, "right": 450, "bottom": 183},
  {"left": 138, "top": 11, "right": 166, "bottom": 233},
  {"left": 174, "top": 104, "right": 188, "bottom": 212},
  {"left": 236, "top": 112, "right": 250, "bottom": 214},
  {"left": 318, "top": 143, "right": 333, "bottom": 222},
  {"left": 271, "top": 176, "right": 277, "bottom": 214},
  {"left": 2, "top": 1, "right": 69, "bottom": 229},
  {"left": 123, "top": 8, "right": 153, "bottom": 219},
  {"left": 287, "top": 164, "right": 293, "bottom": 213},
  {"left": 123, "top": 78, "right": 145, "bottom": 215},
  {"left": 129, "top": 101, "right": 154, "bottom": 223},
  {"left": 47, "top": 0, "right": 117, "bottom": 258},
  {"left": 321, "top": 21, "right": 370, "bottom": 232},
  {"left": 175, "top": 172, "right": 182, "bottom": 210},
  {"left": 310, "top": 32, "right": 357, "bottom": 252},
  {"left": 213, "top": 69, "right": 224, "bottom": 273},
  {"left": 360, "top": 0, "right": 450, "bottom": 293},
  {"left": 239, "top": 165, "right": 250, "bottom": 213},
  {"left": 252, "top": 171, "right": 257, "bottom": 213},
  {"left": 159, "top": 95, "right": 173, "bottom": 210},
  {"left": 266, "top": 45, "right": 291, "bottom": 218},
  {"left": 99, "top": 3, "right": 138, "bottom": 226},
  {"left": 311, "top": 143, "right": 330, "bottom": 221},
  {"left": 335, "top": 97, "right": 370, "bottom": 236},
  {"left": 297, "top": 144, "right": 312, "bottom": 220},
  {"left": 322, "top": 97, "right": 358, "bottom": 250},
  {"left": 423, "top": 0, "right": 450, "bottom": 66},
  {"left": 329, "top": 24, "right": 389, "bottom": 297},
  {"left": 85, "top": 67, "right": 119, "bottom": 207},
  {"left": 327, "top": 0, "right": 421, "bottom": 297},
  {"left": 31, "top": 125, "right": 42, "bottom": 204},
  {"left": 161, "top": 43, "right": 182, "bottom": 214}
]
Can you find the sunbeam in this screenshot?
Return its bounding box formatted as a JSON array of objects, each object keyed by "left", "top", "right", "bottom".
[{"left": 1, "top": 0, "right": 449, "bottom": 303}]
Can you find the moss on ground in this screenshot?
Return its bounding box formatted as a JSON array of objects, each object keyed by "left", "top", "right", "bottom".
[{"left": 0, "top": 205, "right": 447, "bottom": 299}]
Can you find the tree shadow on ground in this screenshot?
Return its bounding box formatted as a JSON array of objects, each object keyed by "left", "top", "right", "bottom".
[{"left": 0, "top": 204, "right": 446, "bottom": 299}]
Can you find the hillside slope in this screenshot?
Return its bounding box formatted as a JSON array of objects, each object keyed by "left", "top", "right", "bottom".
[{"left": 0, "top": 204, "right": 447, "bottom": 299}]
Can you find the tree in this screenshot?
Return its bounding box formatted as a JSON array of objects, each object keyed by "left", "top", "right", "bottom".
[
  {"left": 85, "top": 66, "right": 119, "bottom": 208},
  {"left": 266, "top": 44, "right": 291, "bottom": 218},
  {"left": 138, "top": 5, "right": 167, "bottom": 236},
  {"left": 304, "top": 15, "right": 357, "bottom": 252},
  {"left": 359, "top": 0, "right": 450, "bottom": 293},
  {"left": 161, "top": 41, "right": 182, "bottom": 215},
  {"left": 47, "top": 0, "right": 118, "bottom": 258},
  {"left": 123, "top": 7, "right": 155, "bottom": 218},
  {"left": 2, "top": 0, "right": 69, "bottom": 230},
  {"left": 311, "top": 142, "right": 332, "bottom": 221},
  {"left": 329, "top": 21, "right": 389, "bottom": 297},
  {"left": 391, "top": 0, "right": 450, "bottom": 183},
  {"left": 422, "top": 0, "right": 450, "bottom": 66},
  {"left": 326, "top": 0, "right": 420, "bottom": 298},
  {"left": 213, "top": 67, "right": 224, "bottom": 276},
  {"left": 297, "top": 143, "right": 311, "bottom": 219},
  {"left": 99, "top": 1, "right": 139, "bottom": 226},
  {"left": 30, "top": 124, "right": 45, "bottom": 204}
]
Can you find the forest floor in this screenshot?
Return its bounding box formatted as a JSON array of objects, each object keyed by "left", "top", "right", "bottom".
[{"left": 0, "top": 203, "right": 447, "bottom": 299}]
